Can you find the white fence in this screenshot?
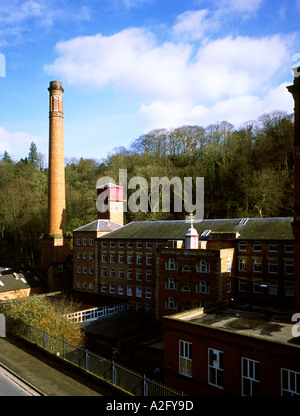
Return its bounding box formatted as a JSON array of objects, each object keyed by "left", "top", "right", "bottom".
[{"left": 64, "top": 303, "right": 129, "bottom": 325}]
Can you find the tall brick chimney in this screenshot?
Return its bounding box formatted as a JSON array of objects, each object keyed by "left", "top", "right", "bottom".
[
  {"left": 48, "top": 80, "right": 66, "bottom": 235},
  {"left": 287, "top": 66, "right": 300, "bottom": 312},
  {"left": 42, "top": 81, "right": 71, "bottom": 290}
]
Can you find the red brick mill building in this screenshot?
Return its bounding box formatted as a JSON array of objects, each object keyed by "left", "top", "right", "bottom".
[{"left": 70, "top": 68, "right": 300, "bottom": 396}]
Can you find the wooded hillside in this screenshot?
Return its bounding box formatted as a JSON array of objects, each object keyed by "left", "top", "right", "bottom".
[{"left": 0, "top": 110, "right": 294, "bottom": 268}]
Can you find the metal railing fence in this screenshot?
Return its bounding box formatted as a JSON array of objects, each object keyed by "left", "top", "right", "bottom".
[{"left": 6, "top": 316, "right": 182, "bottom": 396}]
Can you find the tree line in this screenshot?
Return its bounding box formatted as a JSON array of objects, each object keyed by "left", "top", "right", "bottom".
[{"left": 0, "top": 110, "right": 295, "bottom": 268}]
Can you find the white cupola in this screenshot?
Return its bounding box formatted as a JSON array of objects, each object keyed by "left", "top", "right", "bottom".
[{"left": 185, "top": 213, "right": 199, "bottom": 249}]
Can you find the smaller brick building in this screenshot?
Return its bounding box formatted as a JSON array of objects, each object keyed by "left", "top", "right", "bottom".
[{"left": 163, "top": 304, "right": 300, "bottom": 396}]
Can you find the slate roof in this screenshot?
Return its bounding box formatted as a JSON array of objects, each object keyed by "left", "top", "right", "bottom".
[
  {"left": 73, "top": 219, "right": 122, "bottom": 233},
  {"left": 0, "top": 270, "right": 45, "bottom": 294},
  {"left": 97, "top": 217, "right": 294, "bottom": 241}
]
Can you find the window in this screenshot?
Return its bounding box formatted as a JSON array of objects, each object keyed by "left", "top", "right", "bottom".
[
  {"left": 268, "top": 243, "right": 277, "bottom": 252},
  {"left": 182, "top": 265, "right": 191, "bottom": 272},
  {"left": 82, "top": 267, "right": 87, "bottom": 274},
  {"left": 227, "top": 259, "right": 232, "bottom": 272},
  {"left": 118, "top": 254, "right": 124, "bottom": 264},
  {"left": 118, "top": 269, "right": 124, "bottom": 280},
  {"left": 196, "top": 280, "right": 210, "bottom": 294},
  {"left": 238, "top": 279, "right": 247, "bottom": 292},
  {"left": 242, "top": 358, "right": 260, "bottom": 396},
  {"left": 127, "top": 255, "right": 133, "bottom": 264},
  {"left": 118, "top": 241, "right": 124, "bottom": 248},
  {"left": 118, "top": 284, "right": 124, "bottom": 295},
  {"left": 268, "top": 260, "right": 278, "bottom": 274},
  {"left": 181, "top": 285, "right": 191, "bottom": 293},
  {"left": 76, "top": 266, "right": 81, "bottom": 274},
  {"left": 285, "top": 260, "right": 294, "bottom": 275},
  {"left": 253, "top": 259, "right": 262, "bottom": 272},
  {"left": 146, "top": 255, "right": 152, "bottom": 266},
  {"left": 166, "top": 258, "right": 177, "bottom": 271},
  {"left": 166, "top": 277, "right": 177, "bottom": 290},
  {"left": 89, "top": 236, "right": 93, "bottom": 246},
  {"left": 110, "top": 254, "right": 115, "bottom": 263},
  {"left": 101, "top": 268, "right": 107, "bottom": 278},
  {"left": 146, "top": 241, "right": 152, "bottom": 249},
  {"left": 101, "top": 282, "right": 106, "bottom": 293},
  {"left": 136, "top": 286, "right": 142, "bottom": 298},
  {"left": 76, "top": 252, "right": 81, "bottom": 259},
  {"left": 76, "top": 236, "right": 81, "bottom": 245},
  {"left": 110, "top": 241, "right": 115, "bottom": 248},
  {"left": 136, "top": 271, "right": 142, "bottom": 281},
  {"left": 166, "top": 296, "right": 177, "bottom": 310},
  {"left": 101, "top": 253, "right": 107, "bottom": 262},
  {"left": 136, "top": 254, "right": 142, "bottom": 265},
  {"left": 281, "top": 369, "right": 300, "bottom": 396},
  {"left": 145, "top": 287, "right": 152, "bottom": 299},
  {"left": 89, "top": 267, "right": 93, "bottom": 275},
  {"left": 227, "top": 280, "right": 232, "bottom": 293},
  {"left": 238, "top": 258, "right": 247, "bottom": 272},
  {"left": 208, "top": 349, "right": 224, "bottom": 389},
  {"left": 110, "top": 269, "right": 115, "bottom": 279},
  {"left": 284, "top": 243, "right": 294, "bottom": 253},
  {"left": 109, "top": 283, "right": 115, "bottom": 294},
  {"left": 102, "top": 240, "right": 107, "bottom": 248},
  {"left": 179, "top": 341, "right": 192, "bottom": 377},
  {"left": 268, "top": 283, "right": 278, "bottom": 295},
  {"left": 197, "top": 259, "right": 210, "bottom": 274},
  {"left": 89, "top": 283, "right": 93, "bottom": 290},
  {"left": 146, "top": 271, "right": 152, "bottom": 282},
  {"left": 89, "top": 253, "right": 93, "bottom": 260},
  {"left": 253, "top": 281, "right": 262, "bottom": 294},
  {"left": 83, "top": 237, "right": 87, "bottom": 246},
  {"left": 136, "top": 240, "right": 143, "bottom": 248},
  {"left": 238, "top": 241, "right": 247, "bottom": 251},
  {"left": 127, "top": 285, "right": 132, "bottom": 296},
  {"left": 83, "top": 253, "right": 87, "bottom": 260},
  {"left": 127, "top": 271, "right": 133, "bottom": 280},
  {"left": 253, "top": 242, "right": 262, "bottom": 252},
  {"left": 127, "top": 241, "right": 133, "bottom": 248},
  {"left": 285, "top": 283, "right": 294, "bottom": 297}
]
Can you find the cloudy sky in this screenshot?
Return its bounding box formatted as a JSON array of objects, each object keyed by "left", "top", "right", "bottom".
[{"left": 0, "top": 0, "right": 299, "bottom": 162}]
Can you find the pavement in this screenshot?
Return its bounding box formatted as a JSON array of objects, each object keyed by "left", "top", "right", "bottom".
[{"left": 0, "top": 335, "right": 124, "bottom": 396}]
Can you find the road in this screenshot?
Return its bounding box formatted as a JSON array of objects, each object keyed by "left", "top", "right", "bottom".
[{"left": 0, "top": 365, "right": 41, "bottom": 396}]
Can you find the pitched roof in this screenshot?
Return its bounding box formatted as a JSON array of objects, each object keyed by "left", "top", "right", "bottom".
[
  {"left": 98, "top": 217, "right": 294, "bottom": 241},
  {"left": 0, "top": 271, "right": 45, "bottom": 294},
  {"left": 73, "top": 219, "right": 122, "bottom": 233}
]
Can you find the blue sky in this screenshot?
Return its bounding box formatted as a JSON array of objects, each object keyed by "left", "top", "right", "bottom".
[{"left": 0, "top": 0, "right": 300, "bottom": 163}]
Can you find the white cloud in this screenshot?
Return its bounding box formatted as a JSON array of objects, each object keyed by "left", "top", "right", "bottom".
[
  {"left": 0, "top": 126, "right": 40, "bottom": 160},
  {"left": 172, "top": 9, "right": 214, "bottom": 41}
]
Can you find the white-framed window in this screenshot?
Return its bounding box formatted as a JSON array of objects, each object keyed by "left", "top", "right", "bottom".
[
  {"left": 227, "top": 259, "right": 232, "bottom": 272},
  {"left": 268, "top": 283, "right": 278, "bottom": 295},
  {"left": 101, "top": 282, "right": 107, "bottom": 293},
  {"left": 118, "top": 284, "right": 124, "bottom": 296},
  {"left": 238, "top": 241, "right": 247, "bottom": 251},
  {"left": 118, "top": 241, "right": 124, "bottom": 248},
  {"left": 102, "top": 240, "right": 107, "bottom": 248},
  {"left": 281, "top": 368, "right": 300, "bottom": 396},
  {"left": 166, "top": 296, "right": 177, "bottom": 310},
  {"left": 136, "top": 286, "right": 142, "bottom": 298},
  {"left": 118, "top": 254, "right": 124, "bottom": 264},
  {"left": 83, "top": 253, "right": 87, "bottom": 259},
  {"left": 82, "top": 267, "right": 87, "bottom": 274},
  {"left": 101, "top": 268, "right": 107, "bottom": 278},
  {"left": 238, "top": 258, "right": 247, "bottom": 272},
  {"left": 76, "top": 266, "right": 81, "bottom": 274},
  {"left": 89, "top": 236, "right": 93, "bottom": 246},
  {"left": 136, "top": 254, "right": 142, "bottom": 265},
  {"left": 89, "top": 253, "right": 93, "bottom": 260},
  {"left": 268, "top": 243, "right": 277, "bottom": 252},
  {"left": 179, "top": 340, "right": 192, "bottom": 377},
  {"left": 284, "top": 243, "right": 294, "bottom": 253},
  {"left": 110, "top": 269, "right": 115, "bottom": 279},
  {"left": 127, "top": 270, "right": 133, "bottom": 280},
  {"left": 165, "top": 277, "right": 177, "bottom": 290},
  {"left": 227, "top": 280, "right": 232, "bottom": 293},
  {"left": 253, "top": 259, "right": 262, "bottom": 272},
  {"left": 83, "top": 237, "right": 87, "bottom": 246},
  {"left": 136, "top": 271, "right": 142, "bottom": 281},
  {"left": 146, "top": 255, "right": 152, "bottom": 266},
  {"left": 76, "top": 236, "right": 81, "bottom": 245},
  {"left": 242, "top": 358, "right": 260, "bottom": 396},
  {"left": 127, "top": 255, "right": 133, "bottom": 264},
  {"left": 268, "top": 260, "right": 278, "bottom": 274},
  {"left": 146, "top": 240, "right": 152, "bottom": 249},
  {"left": 181, "top": 285, "right": 191, "bottom": 293},
  {"left": 166, "top": 258, "right": 177, "bottom": 271},
  {"left": 76, "top": 252, "right": 81, "bottom": 259},
  {"left": 88, "top": 283, "right": 93, "bottom": 290},
  {"left": 89, "top": 267, "right": 93, "bottom": 275},
  {"left": 238, "top": 279, "right": 247, "bottom": 292},
  {"left": 253, "top": 281, "right": 262, "bottom": 294},
  {"left": 127, "top": 285, "right": 132, "bottom": 296},
  {"left": 208, "top": 349, "right": 224, "bottom": 389},
  {"left": 196, "top": 280, "right": 210, "bottom": 294},
  {"left": 253, "top": 242, "right": 262, "bottom": 252},
  {"left": 118, "top": 269, "right": 124, "bottom": 280},
  {"left": 146, "top": 271, "right": 152, "bottom": 282},
  {"left": 284, "top": 260, "right": 294, "bottom": 275},
  {"left": 109, "top": 283, "right": 115, "bottom": 294},
  {"left": 145, "top": 287, "right": 152, "bottom": 299},
  {"left": 110, "top": 241, "right": 115, "bottom": 248},
  {"left": 136, "top": 240, "right": 143, "bottom": 248},
  {"left": 101, "top": 253, "right": 107, "bottom": 262},
  {"left": 285, "top": 283, "right": 294, "bottom": 297},
  {"left": 110, "top": 253, "right": 115, "bottom": 263},
  {"left": 197, "top": 259, "right": 210, "bottom": 274},
  {"left": 127, "top": 241, "right": 133, "bottom": 248}
]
